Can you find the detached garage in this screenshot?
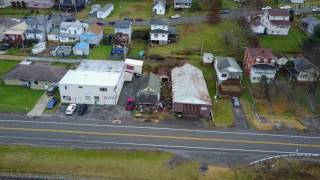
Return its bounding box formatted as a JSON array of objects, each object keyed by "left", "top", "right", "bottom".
[{"left": 171, "top": 63, "right": 212, "bottom": 118}]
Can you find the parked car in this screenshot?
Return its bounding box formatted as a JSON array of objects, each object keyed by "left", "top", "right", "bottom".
[
  {"left": 47, "top": 84, "right": 58, "bottom": 96},
  {"left": 65, "top": 104, "right": 77, "bottom": 115},
  {"left": 77, "top": 104, "right": 88, "bottom": 115},
  {"left": 0, "top": 43, "right": 11, "bottom": 51},
  {"left": 96, "top": 21, "right": 107, "bottom": 26},
  {"left": 220, "top": 9, "right": 230, "bottom": 14},
  {"left": 232, "top": 97, "right": 240, "bottom": 107},
  {"left": 47, "top": 97, "right": 59, "bottom": 109},
  {"left": 124, "top": 17, "right": 133, "bottom": 22},
  {"left": 170, "top": 14, "right": 181, "bottom": 19},
  {"left": 135, "top": 18, "right": 144, "bottom": 21},
  {"left": 312, "top": 8, "right": 320, "bottom": 13},
  {"left": 280, "top": 5, "right": 291, "bottom": 10},
  {"left": 109, "top": 21, "right": 116, "bottom": 25},
  {"left": 261, "top": 6, "right": 272, "bottom": 10}
]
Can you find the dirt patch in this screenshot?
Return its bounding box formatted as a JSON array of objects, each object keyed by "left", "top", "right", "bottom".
[{"left": 166, "top": 154, "right": 190, "bottom": 169}]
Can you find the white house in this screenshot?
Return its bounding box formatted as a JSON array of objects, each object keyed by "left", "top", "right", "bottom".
[
  {"left": 150, "top": 18, "right": 170, "bottom": 45},
  {"left": 97, "top": 3, "right": 114, "bottom": 19},
  {"left": 153, "top": 0, "right": 166, "bottom": 15},
  {"left": 59, "top": 20, "right": 88, "bottom": 43},
  {"left": 174, "top": 0, "right": 192, "bottom": 8},
  {"left": 59, "top": 60, "right": 127, "bottom": 105},
  {"left": 32, "top": 42, "right": 46, "bottom": 54},
  {"left": 47, "top": 28, "right": 60, "bottom": 41},
  {"left": 250, "top": 17, "right": 266, "bottom": 34},
  {"left": 124, "top": 58, "right": 143, "bottom": 81},
  {"left": 114, "top": 20, "right": 132, "bottom": 42},
  {"left": 214, "top": 57, "right": 242, "bottom": 83},
  {"left": 260, "top": 9, "right": 291, "bottom": 35}
]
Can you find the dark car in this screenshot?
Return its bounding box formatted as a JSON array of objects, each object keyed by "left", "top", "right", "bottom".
[
  {"left": 47, "top": 97, "right": 59, "bottom": 109},
  {"left": 96, "top": 21, "right": 107, "bottom": 26},
  {"left": 77, "top": 104, "right": 88, "bottom": 115},
  {"left": 124, "top": 17, "right": 133, "bottom": 22},
  {"left": 0, "top": 44, "right": 11, "bottom": 51},
  {"left": 47, "top": 84, "right": 58, "bottom": 96},
  {"left": 135, "top": 18, "right": 144, "bottom": 21}
]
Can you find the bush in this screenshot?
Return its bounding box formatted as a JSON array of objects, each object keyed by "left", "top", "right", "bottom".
[
  {"left": 148, "top": 54, "right": 165, "bottom": 61},
  {"left": 191, "top": 0, "right": 201, "bottom": 12},
  {"left": 132, "top": 30, "right": 149, "bottom": 40}
]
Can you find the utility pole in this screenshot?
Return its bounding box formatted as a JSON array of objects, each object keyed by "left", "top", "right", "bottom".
[{"left": 200, "top": 39, "right": 204, "bottom": 56}]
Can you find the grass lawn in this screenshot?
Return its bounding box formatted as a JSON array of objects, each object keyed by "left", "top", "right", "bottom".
[
  {"left": 77, "top": 0, "right": 153, "bottom": 21},
  {"left": 88, "top": 45, "right": 112, "bottom": 60},
  {"left": 221, "top": 0, "right": 239, "bottom": 9},
  {"left": 6, "top": 47, "right": 31, "bottom": 56},
  {"left": 259, "top": 26, "right": 307, "bottom": 53},
  {"left": 0, "top": 61, "right": 44, "bottom": 112},
  {"left": 128, "top": 40, "right": 147, "bottom": 59},
  {"left": 148, "top": 21, "right": 245, "bottom": 57},
  {"left": 0, "top": 145, "right": 200, "bottom": 179},
  {"left": 213, "top": 99, "right": 234, "bottom": 127}
]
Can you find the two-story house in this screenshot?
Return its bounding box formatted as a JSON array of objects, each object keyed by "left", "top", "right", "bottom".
[
  {"left": 260, "top": 9, "right": 291, "bottom": 35},
  {"left": 244, "top": 48, "right": 278, "bottom": 83},
  {"left": 114, "top": 20, "right": 132, "bottom": 43},
  {"left": 59, "top": 20, "right": 88, "bottom": 43},
  {"left": 25, "top": 15, "right": 52, "bottom": 42},
  {"left": 80, "top": 23, "right": 103, "bottom": 46},
  {"left": 174, "top": 0, "right": 192, "bottom": 8},
  {"left": 214, "top": 57, "right": 243, "bottom": 97},
  {"left": 150, "top": 18, "right": 170, "bottom": 45},
  {"left": 153, "top": 0, "right": 166, "bottom": 15}
]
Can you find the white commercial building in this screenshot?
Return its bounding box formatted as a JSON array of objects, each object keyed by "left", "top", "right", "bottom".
[{"left": 59, "top": 60, "right": 127, "bottom": 105}]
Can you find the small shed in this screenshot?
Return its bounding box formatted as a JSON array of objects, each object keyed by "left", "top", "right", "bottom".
[
  {"left": 73, "top": 41, "right": 90, "bottom": 56},
  {"left": 32, "top": 42, "right": 46, "bottom": 54},
  {"left": 203, "top": 53, "right": 214, "bottom": 65},
  {"left": 136, "top": 73, "right": 161, "bottom": 106},
  {"left": 157, "top": 67, "right": 170, "bottom": 81},
  {"left": 97, "top": 3, "right": 114, "bottom": 19}
]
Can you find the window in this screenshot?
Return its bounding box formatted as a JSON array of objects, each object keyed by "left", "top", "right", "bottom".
[
  {"left": 65, "top": 86, "right": 67, "bottom": 90},
  {"left": 34, "top": 81, "right": 38, "bottom": 84},
  {"left": 154, "top": 34, "right": 158, "bottom": 38},
  {"left": 221, "top": 74, "right": 227, "bottom": 78},
  {"left": 85, "top": 96, "right": 90, "bottom": 101},
  {"left": 162, "top": 34, "right": 165, "bottom": 37},
  {"left": 100, "top": 88, "right": 107, "bottom": 91},
  {"left": 163, "top": 26, "right": 165, "bottom": 29},
  {"left": 63, "top": 96, "right": 71, "bottom": 101},
  {"left": 78, "top": 86, "right": 83, "bottom": 89}
]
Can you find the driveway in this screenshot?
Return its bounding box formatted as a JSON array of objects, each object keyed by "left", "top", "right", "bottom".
[
  {"left": 27, "top": 92, "right": 50, "bottom": 117},
  {"left": 232, "top": 105, "right": 249, "bottom": 130}
]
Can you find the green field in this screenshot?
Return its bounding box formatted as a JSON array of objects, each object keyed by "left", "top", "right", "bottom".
[
  {"left": 128, "top": 40, "right": 147, "bottom": 59},
  {"left": 259, "top": 26, "right": 307, "bottom": 53},
  {"left": 0, "top": 145, "right": 199, "bottom": 180},
  {"left": 0, "top": 7, "right": 54, "bottom": 17},
  {"left": 0, "top": 61, "right": 43, "bottom": 112},
  {"left": 148, "top": 21, "right": 245, "bottom": 57},
  {"left": 88, "top": 45, "right": 112, "bottom": 60},
  {"left": 213, "top": 99, "right": 234, "bottom": 127}
]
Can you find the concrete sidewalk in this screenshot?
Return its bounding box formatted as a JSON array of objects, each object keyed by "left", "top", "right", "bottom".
[
  {"left": 27, "top": 92, "right": 50, "bottom": 117},
  {"left": 0, "top": 55, "right": 25, "bottom": 61}
]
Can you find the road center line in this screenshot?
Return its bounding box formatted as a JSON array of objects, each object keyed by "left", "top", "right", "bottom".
[
  {"left": 0, "top": 126, "right": 319, "bottom": 148},
  {"left": 0, "top": 119, "right": 319, "bottom": 139}
]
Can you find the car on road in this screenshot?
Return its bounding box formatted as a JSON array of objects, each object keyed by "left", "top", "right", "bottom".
[
  {"left": 261, "top": 6, "right": 272, "bottom": 10},
  {"left": 47, "top": 97, "right": 59, "bottom": 109},
  {"left": 96, "top": 21, "right": 107, "bottom": 26},
  {"left": 47, "top": 84, "right": 58, "bottom": 96},
  {"left": 312, "top": 8, "right": 320, "bottom": 13},
  {"left": 124, "top": 17, "right": 133, "bottom": 22},
  {"left": 280, "top": 5, "right": 291, "bottom": 10},
  {"left": 135, "top": 18, "right": 144, "bottom": 21},
  {"left": 220, "top": 9, "right": 230, "bottom": 14},
  {"left": 77, "top": 104, "right": 88, "bottom": 115},
  {"left": 108, "top": 21, "right": 116, "bottom": 25},
  {"left": 170, "top": 14, "right": 181, "bottom": 19},
  {"left": 232, "top": 97, "right": 240, "bottom": 107},
  {"left": 65, "top": 104, "right": 77, "bottom": 115},
  {"left": 0, "top": 43, "right": 11, "bottom": 51}
]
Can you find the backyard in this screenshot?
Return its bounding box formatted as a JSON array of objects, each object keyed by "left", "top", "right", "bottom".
[
  {"left": 259, "top": 26, "right": 307, "bottom": 54},
  {"left": 0, "top": 60, "right": 43, "bottom": 113},
  {"left": 148, "top": 21, "right": 246, "bottom": 57},
  {"left": 88, "top": 45, "right": 112, "bottom": 60}
]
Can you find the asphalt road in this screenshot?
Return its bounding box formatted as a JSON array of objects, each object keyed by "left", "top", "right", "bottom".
[
  {"left": 85, "top": 8, "right": 317, "bottom": 27},
  {"left": 0, "top": 119, "right": 319, "bottom": 156}
]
